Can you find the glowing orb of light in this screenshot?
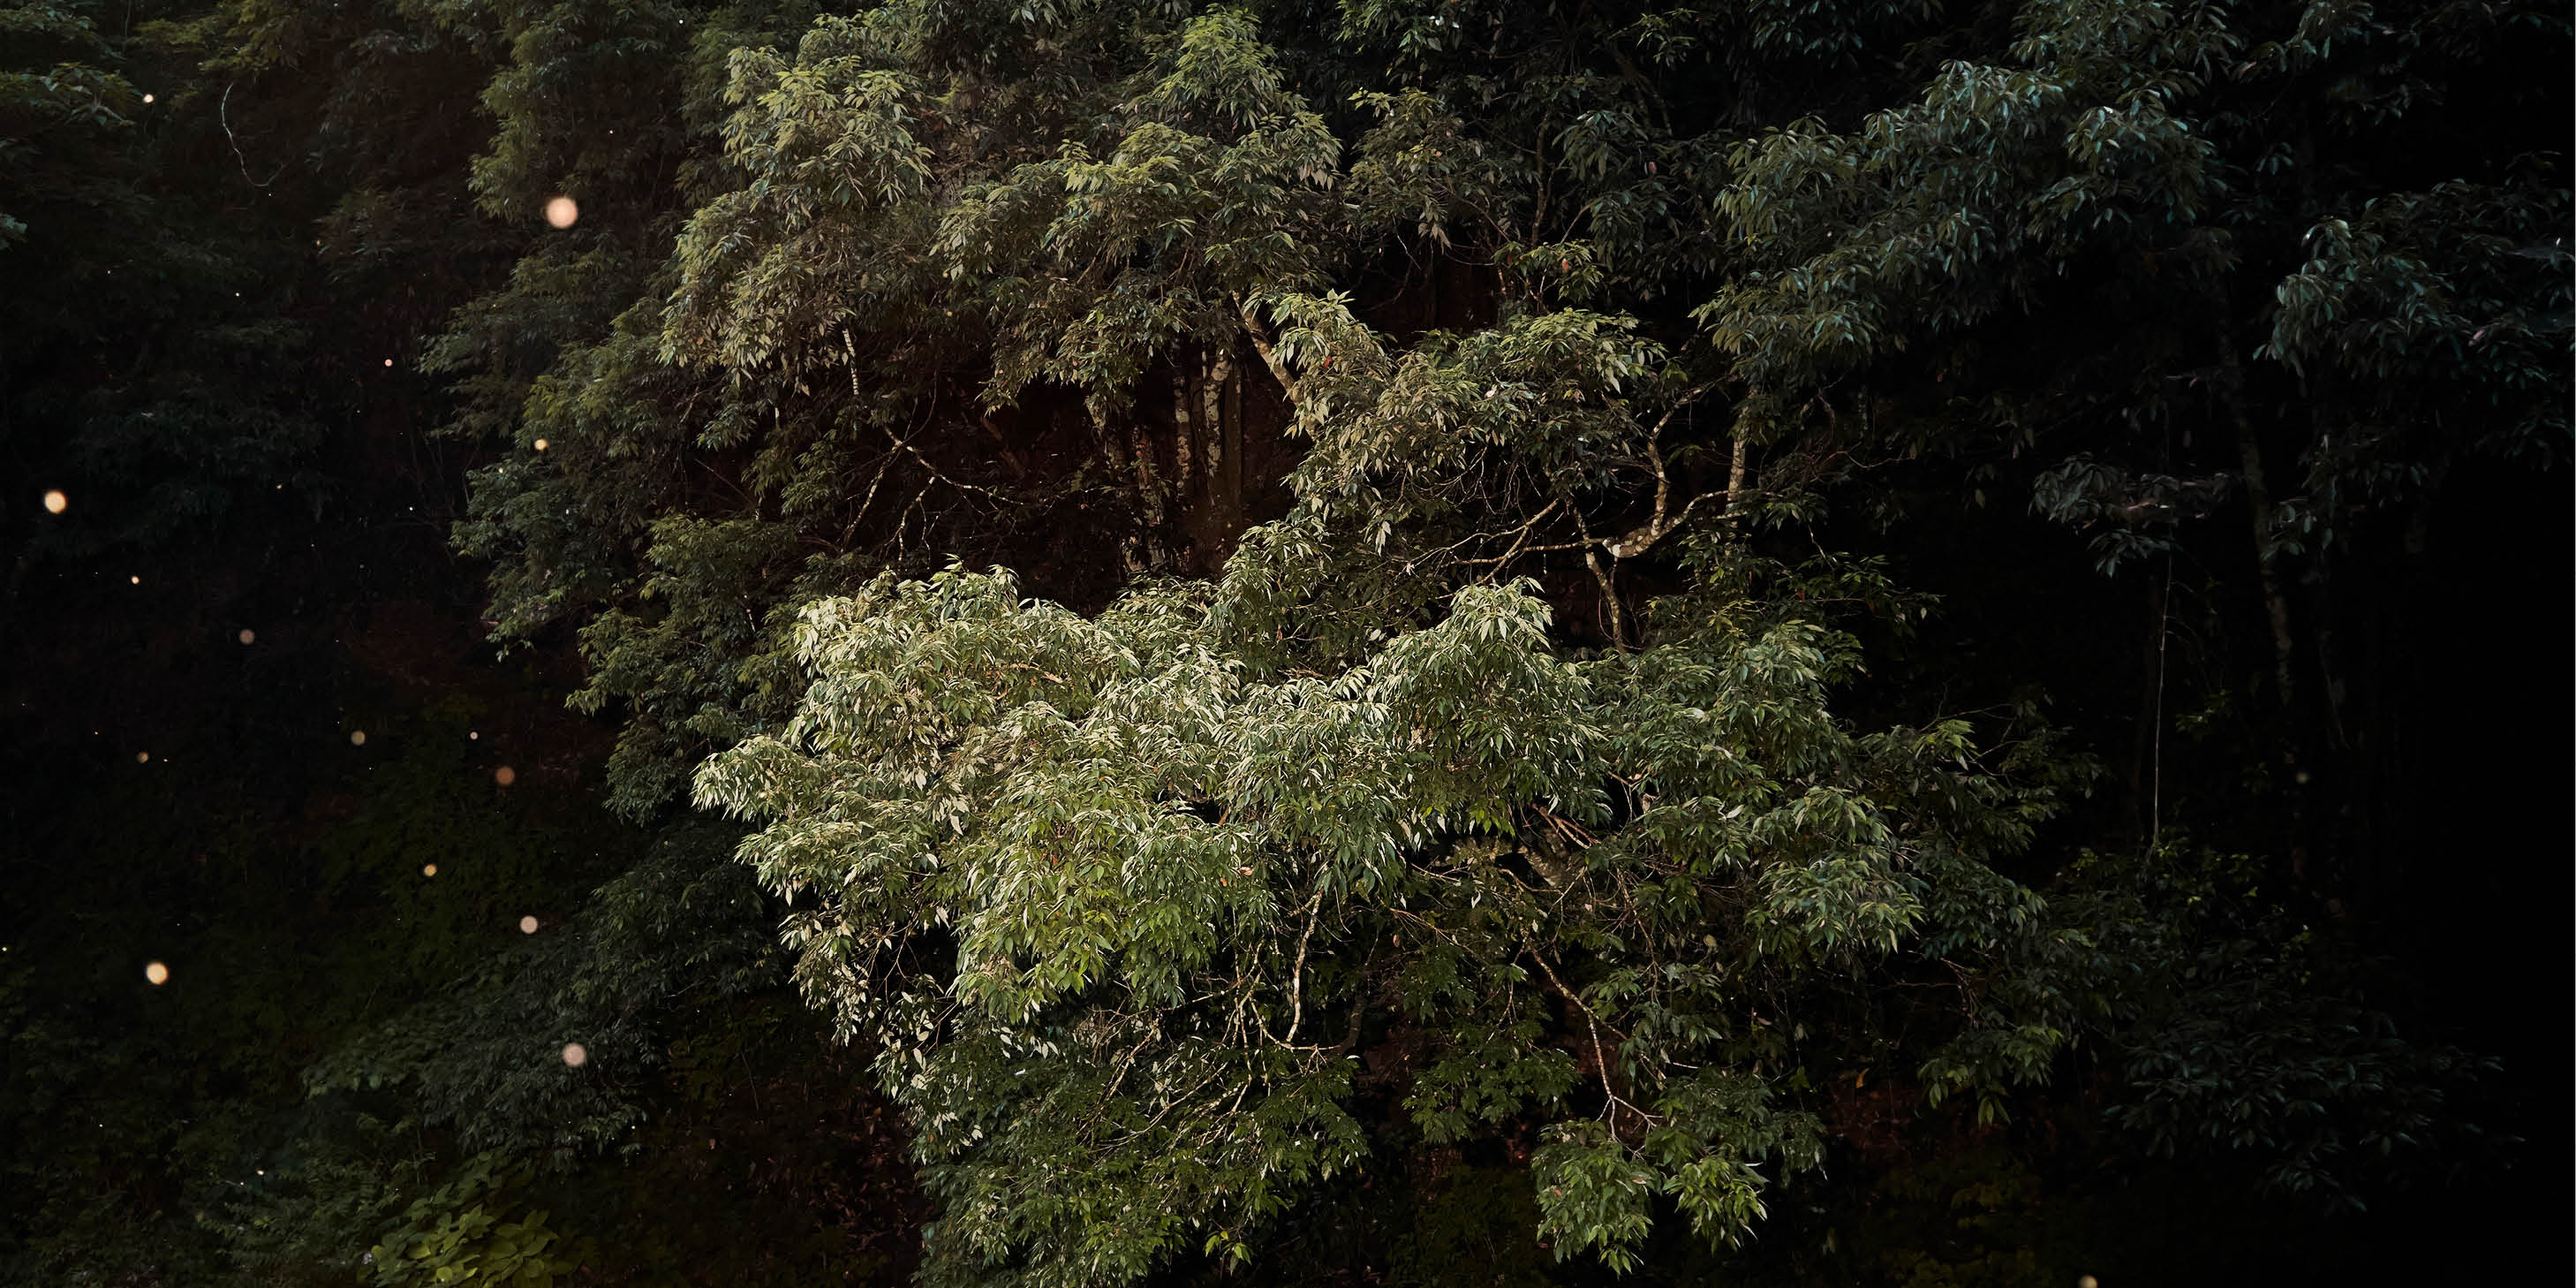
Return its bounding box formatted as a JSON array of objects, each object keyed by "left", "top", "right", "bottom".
[
  {"left": 348, "top": 731, "right": 366, "bottom": 746},
  {"left": 561, "top": 1042, "right": 587, "bottom": 1067},
  {"left": 144, "top": 961, "right": 170, "bottom": 985},
  {"left": 2076, "top": 1277, "right": 2099, "bottom": 1288},
  {"left": 238, "top": 629, "right": 255, "bottom": 645},
  {"left": 141, "top": 94, "right": 155, "bottom": 104},
  {"left": 422, "top": 863, "right": 438, "bottom": 877},
  {"left": 532, "top": 438, "right": 549, "bottom": 451},
  {"left": 135, "top": 752, "right": 149, "bottom": 763},
  {"left": 130, "top": 575, "right": 140, "bottom": 585},
  {"left": 42, "top": 490, "right": 67, "bottom": 514},
  {"left": 544, "top": 196, "right": 579, "bottom": 229},
  {"left": 494, "top": 765, "right": 517, "bottom": 786},
  {"left": 518, "top": 915, "right": 540, "bottom": 934}
]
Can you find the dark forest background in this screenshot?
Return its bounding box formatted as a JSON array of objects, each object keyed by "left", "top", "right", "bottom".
[{"left": 2, "top": 0, "right": 2566, "bottom": 1284}]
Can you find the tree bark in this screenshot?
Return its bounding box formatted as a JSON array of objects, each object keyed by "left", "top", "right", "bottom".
[
  {"left": 1726, "top": 432, "right": 1750, "bottom": 524},
  {"left": 2219, "top": 344, "right": 2297, "bottom": 708}
]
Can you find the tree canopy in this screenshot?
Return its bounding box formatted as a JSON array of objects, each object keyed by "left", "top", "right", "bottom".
[{"left": 1, "top": 0, "right": 2565, "bottom": 1284}]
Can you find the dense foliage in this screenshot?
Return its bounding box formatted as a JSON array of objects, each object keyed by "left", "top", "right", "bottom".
[{"left": 1, "top": 0, "right": 2564, "bottom": 1284}]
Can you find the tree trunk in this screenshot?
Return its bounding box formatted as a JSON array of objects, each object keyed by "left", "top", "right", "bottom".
[
  {"left": 1726, "top": 431, "right": 1750, "bottom": 527},
  {"left": 2216, "top": 327, "right": 2315, "bottom": 884}
]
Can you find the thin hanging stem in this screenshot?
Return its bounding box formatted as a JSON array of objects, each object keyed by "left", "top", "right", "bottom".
[
  {"left": 2151, "top": 552, "right": 2172, "bottom": 846},
  {"left": 220, "top": 84, "right": 283, "bottom": 189}
]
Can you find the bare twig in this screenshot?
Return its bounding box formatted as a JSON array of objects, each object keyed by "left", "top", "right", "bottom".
[{"left": 1523, "top": 947, "right": 1643, "bottom": 1120}]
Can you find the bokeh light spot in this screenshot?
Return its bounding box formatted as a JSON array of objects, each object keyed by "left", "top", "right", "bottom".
[
  {"left": 544, "top": 196, "right": 579, "bottom": 229},
  {"left": 533, "top": 438, "right": 549, "bottom": 451},
  {"left": 518, "top": 915, "right": 540, "bottom": 934},
  {"left": 561, "top": 1042, "right": 587, "bottom": 1067},
  {"left": 238, "top": 629, "right": 255, "bottom": 645},
  {"left": 421, "top": 863, "right": 438, "bottom": 877},
  {"left": 135, "top": 752, "right": 149, "bottom": 763},
  {"left": 494, "top": 765, "right": 517, "bottom": 786},
  {"left": 129, "top": 575, "right": 140, "bottom": 585},
  {"left": 42, "top": 490, "right": 67, "bottom": 514},
  {"left": 144, "top": 961, "right": 170, "bottom": 985},
  {"left": 348, "top": 731, "right": 366, "bottom": 746},
  {"left": 141, "top": 93, "right": 154, "bottom": 104}
]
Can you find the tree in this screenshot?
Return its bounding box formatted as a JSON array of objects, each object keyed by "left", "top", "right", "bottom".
[
  {"left": 0, "top": 0, "right": 2557, "bottom": 1281},
  {"left": 650, "top": 0, "right": 2557, "bottom": 1277},
  {"left": 696, "top": 542, "right": 2089, "bottom": 1283}
]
